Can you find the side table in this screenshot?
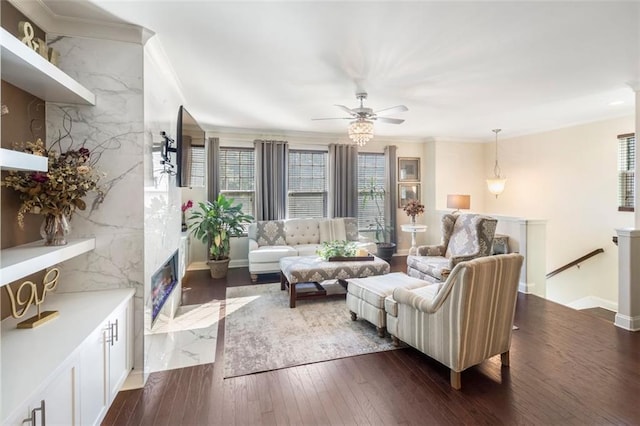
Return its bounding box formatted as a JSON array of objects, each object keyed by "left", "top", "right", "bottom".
[{"left": 401, "top": 224, "right": 428, "bottom": 249}]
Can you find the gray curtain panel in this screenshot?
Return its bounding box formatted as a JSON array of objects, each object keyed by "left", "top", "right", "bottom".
[
  {"left": 207, "top": 137, "right": 220, "bottom": 202},
  {"left": 385, "top": 145, "right": 398, "bottom": 245},
  {"left": 255, "top": 139, "right": 288, "bottom": 220},
  {"left": 329, "top": 144, "right": 358, "bottom": 218}
]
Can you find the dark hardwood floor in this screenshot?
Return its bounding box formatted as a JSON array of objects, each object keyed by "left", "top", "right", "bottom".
[{"left": 103, "top": 256, "right": 640, "bottom": 425}]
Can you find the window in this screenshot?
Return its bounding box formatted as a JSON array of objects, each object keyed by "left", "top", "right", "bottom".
[
  {"left": 618, "top": 133, "right": 635, "bottom": 212},
  {"left": 288, "top": 150, "right": 327, "bottom": 218},
  {"left": 357, "top": 153, "right": 386, "bottom": 231},
  {"left": 188, "top": 145, "right": 206, "bottom": 188},
  {"left": 219, "top": 147, "right": 255, "bottom": 216}
]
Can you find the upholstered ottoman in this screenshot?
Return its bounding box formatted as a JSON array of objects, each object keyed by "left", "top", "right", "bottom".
[
  {"left": 279, "top": 255, "right": 390, "bottom": 308},
  {"left": 346, "top": 272, "right": 434, "bottom": 337}
]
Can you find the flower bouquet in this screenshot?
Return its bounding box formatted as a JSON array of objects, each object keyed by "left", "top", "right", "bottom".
[
  {"left": 403, "top": 199, "right": 425, "bottom": 223},
  {"left": 1, "top": 137, "right": 105, "bottom": 245}
]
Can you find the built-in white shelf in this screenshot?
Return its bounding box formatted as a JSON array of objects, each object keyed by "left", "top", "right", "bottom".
[
  {"left": 0, "top": 147, "right": 48, "bottom": 171},
  {"left": 0, "top": 27, "right": 95, "bottom": 105},
  {"left": 0, "top": 238, "right": 95, "bottom": 287}
]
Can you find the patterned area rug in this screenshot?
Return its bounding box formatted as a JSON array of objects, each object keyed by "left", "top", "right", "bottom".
[{"left": 223, "top": 282, "right": 399, "bottom": 378}]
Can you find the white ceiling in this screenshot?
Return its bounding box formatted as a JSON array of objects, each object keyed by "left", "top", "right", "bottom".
[{"left": 45, "top": 1, "right": 640, "bottom": 141}]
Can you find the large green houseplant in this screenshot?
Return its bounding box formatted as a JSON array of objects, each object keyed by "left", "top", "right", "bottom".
[
  {"left": 188, "top": 194, "right": 254, "bottom": 279},
  {"left": 361, "top": 179, "right": 396, "bottom": 262}
]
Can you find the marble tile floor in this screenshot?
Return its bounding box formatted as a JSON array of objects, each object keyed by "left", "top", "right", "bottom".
[{"left": 146, "top": 300, "right": 220, "bottom": 373}]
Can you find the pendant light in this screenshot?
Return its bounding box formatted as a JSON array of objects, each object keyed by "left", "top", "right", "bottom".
[{"left": 486, "top": 128, "right": 506, "bottom": 198}]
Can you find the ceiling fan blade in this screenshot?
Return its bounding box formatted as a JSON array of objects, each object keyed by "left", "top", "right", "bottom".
[
  {"left": 311, "top": 117, "right": 353, "bottom": 121},
  {"left": 375, "top": 105, "right": 408, "bottom": 116},
  {"left": 334, "top": 104, "right": 357, "bottom": 116},
  {"left": 375, "top": 117, "right": 405, "bottom": 124}
]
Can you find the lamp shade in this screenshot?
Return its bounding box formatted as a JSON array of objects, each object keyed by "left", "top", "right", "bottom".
[{"left": 447, "top": 194, "right": 471, "bottom": 210}]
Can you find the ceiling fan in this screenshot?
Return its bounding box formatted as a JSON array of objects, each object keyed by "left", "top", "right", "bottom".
[{"left": 312, "top": 92, "right": 408, "bottom": 125}]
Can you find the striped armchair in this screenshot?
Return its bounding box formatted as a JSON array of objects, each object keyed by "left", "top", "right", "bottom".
[
  {"left": 407, "top": 213, "right": 497, "bottom": 281},
  {"left": 387, "top": 253, "right": 524, "bottom": 390}
]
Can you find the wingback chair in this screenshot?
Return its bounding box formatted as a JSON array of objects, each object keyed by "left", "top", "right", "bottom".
[
  {"left": 387, "top": 253, "right": 524, "bottom": 389},
  {"left": 406, "top": 213, "right": 497, "bottom": 282}
]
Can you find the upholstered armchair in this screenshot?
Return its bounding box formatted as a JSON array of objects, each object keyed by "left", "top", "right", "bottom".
[
  {"left": 387, "top": 253, "right": 524, "bottom": 389},
  {"left": 406, "top": 213, "right": 497, "bottom": 282}
]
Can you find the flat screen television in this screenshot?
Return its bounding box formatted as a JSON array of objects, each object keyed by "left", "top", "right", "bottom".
[{"left": 176, "top": 105, "right": 205, "bottom": 187}]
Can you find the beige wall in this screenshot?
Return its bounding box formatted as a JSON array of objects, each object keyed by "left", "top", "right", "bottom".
[{"left": 482, "top": 116, "right": 634, "bottom": 306}]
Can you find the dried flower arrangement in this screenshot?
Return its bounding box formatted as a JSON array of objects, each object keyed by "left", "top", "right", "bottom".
[
  {"left": 403, "top": 199, "right": 425, "bottom": 220},
  {"left": 1, "top": 112, "right": 107, "bottom": 228}
]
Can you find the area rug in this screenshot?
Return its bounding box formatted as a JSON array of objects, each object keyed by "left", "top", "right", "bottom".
[{"left": 223, "top": 282, "right": 399, "bottom": 378}]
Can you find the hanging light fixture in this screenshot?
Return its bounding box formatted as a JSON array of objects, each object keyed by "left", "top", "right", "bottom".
[
  {"left": 486, "top": 128, "right": 506, "bottom": 198},
  {"left": 348, "top": 118, "right": 374, "bottom": 146}
]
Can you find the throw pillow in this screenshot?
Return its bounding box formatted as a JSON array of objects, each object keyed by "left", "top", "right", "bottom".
[
  {"left": 343, "top": 217, "right": 359, "bottom": 241},
  {"left": 255, "top": 221, "right": 286, "bottom": 246},
  {"left": 318, "top": 219, "right": 347, "bottom": 243}
]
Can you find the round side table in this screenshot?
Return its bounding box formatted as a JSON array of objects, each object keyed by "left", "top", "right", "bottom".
[{"left": 401, "top": 224, "right": 428, "bottom": 249}]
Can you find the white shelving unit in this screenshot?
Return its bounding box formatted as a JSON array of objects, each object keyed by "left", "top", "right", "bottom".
[
  {"left": 1, "top": 23, "right": 98, "bottom": 287},
  {"left": 0, "top": 147, "right": 47, "bottom": 171},
  {"left": 0, "top": 27, "right": 95, "bottom": 105},
  {"left": 0, "top": 238, "right": 96, "bottom": 287}
]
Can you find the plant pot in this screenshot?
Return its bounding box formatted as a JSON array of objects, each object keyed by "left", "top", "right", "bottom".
[
  {"left": 208, "top": 258, "right": 231, "bottom": 279},
  {"left": 376, "top": 242, "right": 396, "bottom": 263}
]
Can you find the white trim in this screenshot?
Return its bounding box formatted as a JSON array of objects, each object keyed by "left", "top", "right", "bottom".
[
  {"left": 121, "top": 369, "right": 145, "bottom": 390},
  {"left": 518, "top": 281, "right": 534, "bottom": 294},
  {"left": 566, "top": 296, "right": 618, "bottom": 312},
  {"left": 187, "top": 261, "right": 209, "bottom": 271},
  {"left": 7, "top": 0, "right": 150, "bottom": 44},
  {"left": 614, "top": 313, "right": 640, "bottom": 331}
]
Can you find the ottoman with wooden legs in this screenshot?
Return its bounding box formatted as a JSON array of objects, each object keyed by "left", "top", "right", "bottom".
[{"left": 346, "top": 272, "right": 438, "bottom": 337}]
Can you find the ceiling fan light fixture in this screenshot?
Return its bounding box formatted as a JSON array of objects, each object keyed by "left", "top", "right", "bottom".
[{"left": 348, "top": 119, "right": 374, "bottom": 146}]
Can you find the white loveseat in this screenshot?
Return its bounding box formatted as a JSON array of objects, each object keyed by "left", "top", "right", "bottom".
[{"left": 248, "top": 217, "right": 377, "bottom": 281}]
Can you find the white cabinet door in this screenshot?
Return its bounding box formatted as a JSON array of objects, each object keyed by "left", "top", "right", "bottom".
[
  {"left": 107, "top": 303, "right": 129, "bottom": 402},
  {"left": 79, "top": 325, "right": 109, "bottom": 426},
  {"left": 7, "top": 361, "right": 79, "bottom": 426}
]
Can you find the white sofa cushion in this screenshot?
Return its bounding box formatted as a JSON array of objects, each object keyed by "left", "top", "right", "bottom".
[
  {"left": 284, "top": 219, "right": 320, "bottom": 245},
  {"left": 248, "top": 245, "right": 298, "bottom": 263},
  {"left": 318, "top": 218, "right": 347, "bottom": 242},
  {"left": 295, "top": 244, "right": 321, "bottom": 256}
]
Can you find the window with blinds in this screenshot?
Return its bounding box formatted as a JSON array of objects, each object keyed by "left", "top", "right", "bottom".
[
  {"left": 288, "top": 150, "right": 327, "bottom": 218},
  {"left": 219, "top": 147, "right": 255, "bottom": 216},
  {"left": 618, "top": 133, "right": 635, "bottom": 211},
  {"left": 188, "top": 145, "right": 206, "bottom": 187},
  {"left": 357, "top": 153, "right": 386, "bottom": 231}
]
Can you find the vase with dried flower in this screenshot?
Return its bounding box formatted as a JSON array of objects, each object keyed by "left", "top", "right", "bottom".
[
  {"left": 181, "top": 200, "right": 193, "bottom": 232},
  {"left": 1, "top": 137, "right": 106, "bottom": 246},
  {"left": 403, "top": 199, "right": 425, "bottom": 224}
]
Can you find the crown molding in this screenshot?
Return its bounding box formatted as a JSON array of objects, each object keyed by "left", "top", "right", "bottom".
[
  {"left": 7, "top": 0, "right": 153, "bottom": 45},
  {"left": 205, "top": 125, "right": 433, "bottom": 147}
]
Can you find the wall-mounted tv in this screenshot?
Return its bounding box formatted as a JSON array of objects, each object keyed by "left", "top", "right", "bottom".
[{"left": 176, "top": 105, "right": 205, "bottom": 187}]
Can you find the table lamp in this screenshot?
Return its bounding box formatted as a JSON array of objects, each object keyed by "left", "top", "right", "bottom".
[{"left": 447, "top": 194, "right": 470, "bottom": 213}]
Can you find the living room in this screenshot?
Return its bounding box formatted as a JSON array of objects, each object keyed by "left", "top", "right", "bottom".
[{"left": 1, "top": 0, "right": 639, "bottom": 424}]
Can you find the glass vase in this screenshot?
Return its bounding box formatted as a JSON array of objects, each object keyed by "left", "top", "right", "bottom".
[
  {"left": 411, "top": 215, "right": 416, "bottom": 224},
  {"left": 40, "top": 213, "right": 71, "bottom": 246}
]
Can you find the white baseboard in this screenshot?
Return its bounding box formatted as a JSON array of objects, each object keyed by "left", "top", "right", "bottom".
[
  {"left": 518, "top": 281, "right": 534, "bottom": 294},
  {"left": 614, "top": 313, "right": 640, "bottom": 331},
  {"left": 122, "top": 369, "right": 145, "bottom": 390},
  {"left": 187, "top": 261, "right": 209, "bottom": 271},
  {"left": 229, "top": 259, "right": 248, "bottom": 268},
  {"left": 187, "top": 260, "right": 248, "bottom": 271},
  {"left": 567, "top": 296, "right": 618, "bottom": 312}
]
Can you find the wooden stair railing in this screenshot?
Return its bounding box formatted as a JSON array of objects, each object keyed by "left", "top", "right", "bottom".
[{"left": 546, "top": 248, "right": 604, "bottom": 279}]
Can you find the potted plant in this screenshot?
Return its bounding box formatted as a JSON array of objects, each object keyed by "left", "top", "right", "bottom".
[
  {"left": 361, "top": 179, "right": 396, "bottom": 262},
  {"left": 188, "top": 194, "right": 254, "bottom": 279}
]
